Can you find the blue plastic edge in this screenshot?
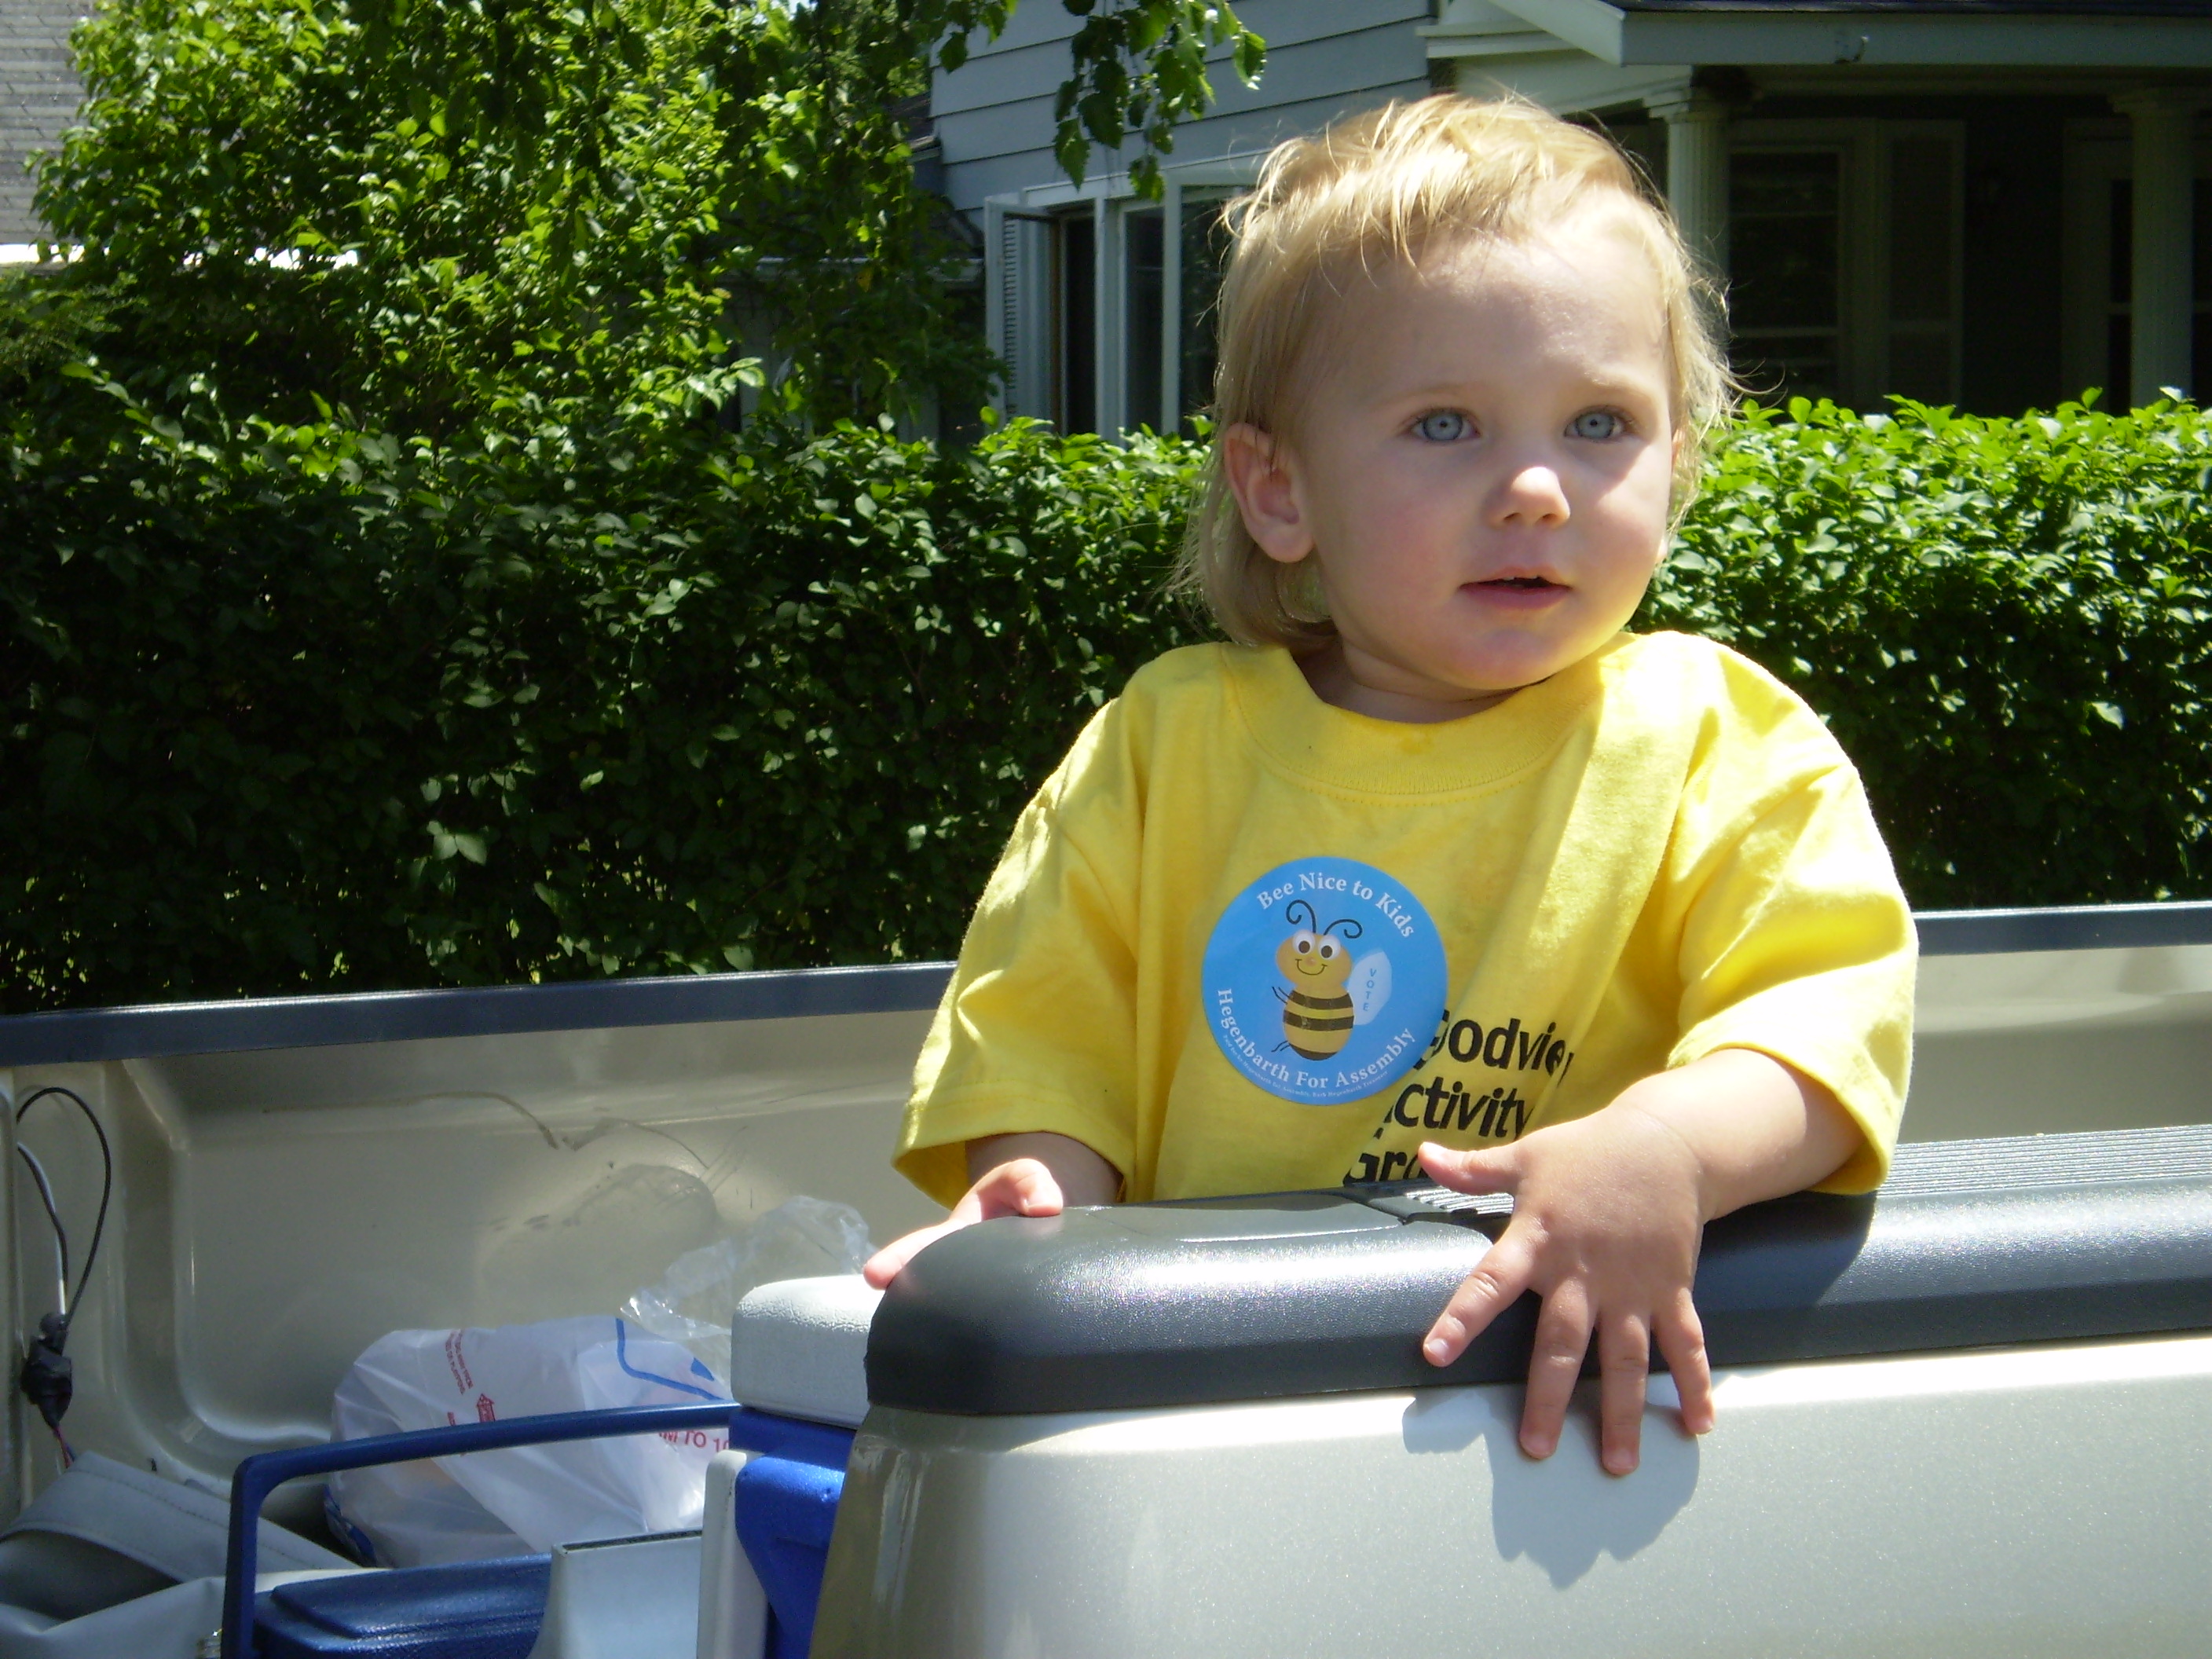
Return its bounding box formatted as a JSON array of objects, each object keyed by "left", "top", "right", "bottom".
[
  {"left": 221, "top": 1402, "right": 850, "bottom": 1659},
  {"left": 734, "top": 1453, "right": 851, "bottom": 1659},
  {"left": 11, "top": 903, "right": 2212, "bottom": 1068}
]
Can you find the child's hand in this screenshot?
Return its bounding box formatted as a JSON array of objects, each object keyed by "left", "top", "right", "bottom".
[
  {"left": 1417, "top": 1101, "right": 1711, "bottom": 1476},
  {"left": 862, "top": 1131, "right": 1119, "bottom": 1288},
  {"left": 1414, "top": 1049, "right": 1860, "bottom": 1476}
]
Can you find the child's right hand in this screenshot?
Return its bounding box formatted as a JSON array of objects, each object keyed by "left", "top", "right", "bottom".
[{"left": 862, "top": 1131, "right": 1120, "bottom": 1287}]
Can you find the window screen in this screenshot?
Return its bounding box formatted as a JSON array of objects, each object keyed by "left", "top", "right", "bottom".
[
  {"left": 1125, "top": 209, "right": 1166, "bottom": 433},
  {"left": 1888, "top": 134, "right": 1957, "bottom": 405},
  {"left": 1730, "top": 148, "right": 1844, "bottom": 405},
  {"left": 1179, "top": 196, "right": 1232, "bottom": 433}
]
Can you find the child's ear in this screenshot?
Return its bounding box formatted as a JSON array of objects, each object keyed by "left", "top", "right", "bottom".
[{"left": 1220, "top": 423, "right": 1315, "bottom": 566}]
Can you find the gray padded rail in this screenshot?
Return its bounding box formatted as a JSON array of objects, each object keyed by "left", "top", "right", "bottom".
[
  {"left": 0, "top": 961, "right": 956, "bottom": 1066},
  {"left": 1912, "top": 899, "right": 2212, "bottom": 956},
  {"left": 2, "top": 900, "right": 2207, "bottom": 1064},
  {"left": 866, "top": 1123, "right": 2212, "bottom": 1417},
  {"left": 1877, "top": 1122, "right": 2212, "bottom": 1196}
]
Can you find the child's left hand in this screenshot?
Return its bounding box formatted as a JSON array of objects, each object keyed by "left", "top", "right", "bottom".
[{"left": 1414, "top": 1048, "right": 1860, "bottom": 1476}]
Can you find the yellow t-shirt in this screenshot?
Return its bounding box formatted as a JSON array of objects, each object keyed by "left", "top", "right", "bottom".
[{"left": 896, "top": 632, "right": 1914, "bottom": 1209}]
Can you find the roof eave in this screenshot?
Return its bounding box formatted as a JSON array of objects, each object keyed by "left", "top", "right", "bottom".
[{"left": 1485, "top": 0, "right": 2212, "bottom": 66}]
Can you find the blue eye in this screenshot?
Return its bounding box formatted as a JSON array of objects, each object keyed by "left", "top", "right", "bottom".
[
  {"left": 1413, "top": 410, "right": 1472, "bottom": 442},
  {"left": 1570, "top": 409, "right": 1626, "bottom": 441}
]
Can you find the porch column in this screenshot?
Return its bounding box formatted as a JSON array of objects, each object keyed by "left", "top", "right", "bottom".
[
  {"left": 2115, "top": 89, "right": 2199, "bottom": 405},
  {"left": 1649, "top": 91, "right": 1730, "bottom": 280}
]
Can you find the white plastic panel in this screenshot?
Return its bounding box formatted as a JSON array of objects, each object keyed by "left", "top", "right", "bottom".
[
  {"left": 817, "top": 1334, "right": 2212, "bottom": 1658},
  {"left": 3, "top": 1009, "right": 940, "bottom": 1508},
  {"left": 6, "top": 936, "right": 2212, "bottom": 1515},
  {"left": 527, "top": 1529, "right": 702, "bottom": 1659},
  {"left": 1907, "top": 943, "right": 2212, "bottom": 1140},
  {"left": 696, "top": 1450, "right": 767, "bottom": 1659},
  {"left": 731, "top": 1277, "right": 879, "bottom": 1429}
]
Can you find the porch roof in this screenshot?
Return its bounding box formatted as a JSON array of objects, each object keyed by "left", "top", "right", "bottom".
[
  {"left": 1605, "top": 2, "right": 2212, "bottom": 12},
  {"left": 1482, "top": 0, "right": 2212, "bottom": 65}
]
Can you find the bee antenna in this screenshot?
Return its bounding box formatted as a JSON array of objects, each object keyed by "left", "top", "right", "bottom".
[
  {"left": 1286, "top": 899, "right": 1318, "bottom": 930},
  {"left": 1324, "top": 917, "right": 1364, "bottom": 939}
]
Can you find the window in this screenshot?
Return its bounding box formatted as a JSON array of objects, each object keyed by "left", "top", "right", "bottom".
[
  {"left": 991, "top": 126, "right": 1961, "bottom": 433},
  {"left": 1055, "top": 210, "right": 1097, "bottom": 434},
  {"left": 2060, "top": 123, "right": 2212, "bottom": 403},
  {"left": 1727, "top": 121, "right": 1962, "bottom": 410},
  {"left": 991, "top": 205, "right": 1097, "bottom": 432},
  {"left": 1177, "top": 194, "right": 1233, "bottom": 434},
  {"left": 1730, "top": 148, "right": 1845, "bottom": 404},
  {"left": 2092, "top": 176, "right": 2212, "bottom": 400},
  {"left": 988, "top": 177, "right": 1243, "bottom": 437},
  {"left": 1124, "top": 207, "right": 1165, "bottom": 431}
]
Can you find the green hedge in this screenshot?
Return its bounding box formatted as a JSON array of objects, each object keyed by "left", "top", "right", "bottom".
[
  {"left": 1648, "top": 398, "right": 2212, "bottom": 910},
  {"left": 5, "top": 390, "right": 2210, "bottom": 1011},
  {"left": 2, "top": 373, "right": 1198, "bottom": 1005}
]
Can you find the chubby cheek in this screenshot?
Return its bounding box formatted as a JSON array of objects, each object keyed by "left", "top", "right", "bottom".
[
  {"left": 1604, "top": 449, "right": 1678, "bottom": 551},
  {"left": 1586, "top": 494, "right": 1672, "bottom": 600},
  {"left": 1325, "top": 474, "right": 1473, "bottom": 604}
]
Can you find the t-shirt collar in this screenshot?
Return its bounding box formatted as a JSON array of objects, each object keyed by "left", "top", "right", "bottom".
[{"left": 1222, "top": 634, "right": 1631, "bottom": 797}]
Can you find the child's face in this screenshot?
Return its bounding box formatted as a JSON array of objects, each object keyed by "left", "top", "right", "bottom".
[{"left": 1226, "top": 203, "right": 1680, "bottom": 719}]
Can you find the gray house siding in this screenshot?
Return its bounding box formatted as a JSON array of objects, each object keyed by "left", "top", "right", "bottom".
[
  {"left": 1, "top": 1, "right": 83, "bottom": 242},
  {"left": 933, "top": 0, "right": 1437, "bottom": 219}
]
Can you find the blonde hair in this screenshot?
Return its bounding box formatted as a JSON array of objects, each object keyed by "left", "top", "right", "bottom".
[{"left": 1173, "top": 93, "right": 1732, "bottom": 649}]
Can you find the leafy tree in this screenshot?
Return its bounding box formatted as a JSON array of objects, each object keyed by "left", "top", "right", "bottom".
[
  {"left": 20, "top": 0, "right": 1265, "bottom": 434},
  {"left": 0, "top": 0, "right": 1268, "bottom": 1006}
]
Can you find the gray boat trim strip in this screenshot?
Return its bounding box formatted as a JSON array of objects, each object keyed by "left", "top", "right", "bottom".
[{"left": 3, "top": 901, "right": 2210, "bottom": 1067}]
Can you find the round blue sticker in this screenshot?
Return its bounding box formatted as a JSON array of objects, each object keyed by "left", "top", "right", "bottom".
[{"left": 1201, "top": 857, "right": 1448, "bottom": 1105}]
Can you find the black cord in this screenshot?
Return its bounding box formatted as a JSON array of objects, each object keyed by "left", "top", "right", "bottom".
[
  {"left": 13, "top": 1087, "right": 113, "bottom": 1462},
  {"left": 15, "top": 1086, "right": 112, "bottom": 1317}
]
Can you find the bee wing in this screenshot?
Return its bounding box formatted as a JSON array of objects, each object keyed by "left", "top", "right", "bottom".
[{"left": 1349, "top": 951, "right": 1393, "bottom": 1026}]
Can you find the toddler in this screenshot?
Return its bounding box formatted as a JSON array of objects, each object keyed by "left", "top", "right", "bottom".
[{"left": 864, "top": 95, "right": 1914, "bottom": 1477}]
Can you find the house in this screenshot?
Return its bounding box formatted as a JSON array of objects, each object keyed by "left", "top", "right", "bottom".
[
  {"left": 0, "top": 1, "right": 82, "bottom": 256},
  {"left": 930, "top": 0, "right": 2212, "bottom": 430},
  {"left": 14, "top": 2, "right": 2212, "bottom": 425}
]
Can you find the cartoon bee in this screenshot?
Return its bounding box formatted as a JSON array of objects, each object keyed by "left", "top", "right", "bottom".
[{"left": 1274, "top": 900, "right": 1379, "bottom": 1061}]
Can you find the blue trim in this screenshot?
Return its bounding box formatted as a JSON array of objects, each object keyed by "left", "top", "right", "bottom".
[
  {"left": 736, "top": 1452, "right": 851, "bottom": 1659},
  {"left": 222, "top": 1404, "right": 849, "bottom": 1659},
  {"left": 222, "top": 1401, "right": 738, "bottom": 1659},
  {"left": 610, "top": 1317, "right": 724, "bottom": 1403}
]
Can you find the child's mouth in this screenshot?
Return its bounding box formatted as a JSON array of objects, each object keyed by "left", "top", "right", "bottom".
[{"left": 1469, "top": 575, "right": 1566, "bottom": 603}]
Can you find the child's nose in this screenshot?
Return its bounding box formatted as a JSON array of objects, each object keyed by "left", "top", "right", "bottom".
[{"left": 1490, "top": 464, "right": 1571, "bottom": 526}]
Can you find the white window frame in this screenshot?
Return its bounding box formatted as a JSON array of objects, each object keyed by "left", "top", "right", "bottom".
[
  {"left": 2061, "top": 118, "right": 2212, "bottom": 405},
  {"left": 984, "top": 154, "right": 1265, "bottom": 435}
]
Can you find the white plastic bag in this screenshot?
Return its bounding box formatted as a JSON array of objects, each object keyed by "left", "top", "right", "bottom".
[
  {"left": 621, "top": 1196, "right": 872, "bottom": 1386},
  {"left": 328, "top": 1315, "right": 728, "bottom": 1568}
]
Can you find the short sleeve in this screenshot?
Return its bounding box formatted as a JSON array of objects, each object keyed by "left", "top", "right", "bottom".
[
  {"left": 894, "top": 702, "right": 1144, "bottom": 1208},
  {"left": 1660, "top": 661, "right": 1916, "bottom": 1193}
]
